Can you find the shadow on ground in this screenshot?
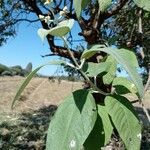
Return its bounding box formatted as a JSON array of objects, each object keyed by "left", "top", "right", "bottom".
[
  {"left": 0, "top": 105, "right": 57, "bottom": 150},
  {"left": 0, "top": 105, "right": 149, "bottom": 150}
]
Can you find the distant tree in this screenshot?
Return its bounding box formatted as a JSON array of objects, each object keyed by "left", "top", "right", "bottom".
[
  {"left": 0, "top": 63, "right": 10, "bottom": 74},
  {"left": 10, "top": 65, "right": 24, "bottom": 76},
  {"left": 25, "top": 62, "right": 32, "bottom": 73},
  {"left": 1, "top": 70, "right": 12, "bottom": 76},
  {"left": 0, "top": 63, "right": 33, "bottom": 76}
]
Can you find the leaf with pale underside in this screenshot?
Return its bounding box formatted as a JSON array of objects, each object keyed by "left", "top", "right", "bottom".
[
  {"left": 37, "top": 19, "right": 74, "bottom": 41},
  {"left": 73, "top": 0, "right": 90, "bottom": 18},
  {"left": 134, "top": 0, "right": 150, "bottom": 11},
  {"left": 112, "top": 77, "right": 138, "bottom": 95},
  {"left": 98, "top": 0, "right": 112, "bottom": 12},
  {"left": 81, "top": 46, "right": 144, "bottom": 99}
]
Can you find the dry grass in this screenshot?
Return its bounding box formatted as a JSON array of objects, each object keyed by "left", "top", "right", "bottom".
[
  {"left": 0, "top": 76, "right": 82, "bottom": 122},
  {"left": 0, "top": 76, "right": 149, "bottom": 150},
  {"left": 0, "top": 76, "right": 149, "bottom": 122}
]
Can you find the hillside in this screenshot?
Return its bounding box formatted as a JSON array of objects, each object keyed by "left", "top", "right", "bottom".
[{"left": 0, "top": 76, "right": 82, "bottom": 121}]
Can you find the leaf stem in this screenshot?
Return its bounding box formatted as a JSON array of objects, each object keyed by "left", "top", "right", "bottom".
[{"left": 62, "top": 37, "right": 110, "bottom": 96}]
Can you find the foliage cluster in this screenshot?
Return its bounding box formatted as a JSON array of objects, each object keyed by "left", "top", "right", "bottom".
[{"left": 0, "top": 63, "right": 33, "bottom": 76}]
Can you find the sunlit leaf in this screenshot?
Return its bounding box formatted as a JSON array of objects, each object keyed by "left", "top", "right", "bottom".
[
  {"left": 37, "top": 28, "right": 50, "bottom": 42},
  {"left": 112, "top": 77, "right": 137, "bottom": 95},
  {"left": 134, "top": 0, "right": 150, "bottom": 11},
  {"left": 83, "top": 62, "right": 111, "bottom": 77},
  {"left": 82, "top": 46, "right": 144, "bottom": 99},
  {"left": 103, "top": 56, "right": 117, "bottom": 84},
  {"left": 73, "top": 0, "right": 90, "bottom": 18},
  {"left": 105, "top": 95, "right": 142, "bottom": 150},
  {"left": 37, "top": 19, "right": 74, "bottom": 41},
  {"left": 46, "top": 89, "right": 97, "bottom": 150},
  {"left": 98, "top": 0, "right": 112, "bottom": 12},
  {"left": 49, "top": 26, "right": 70, "bottom": 36}
]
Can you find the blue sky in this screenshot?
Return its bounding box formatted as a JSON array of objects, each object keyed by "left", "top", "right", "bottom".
[
  {"left": 0, "top": 21, "right": 54, "bottom": 75},
  {"left": 0, "top": 16, "right": 128, "bottom": 77},
  {"left": 0, "top": 19, "right": 83, "bottom": 76}
]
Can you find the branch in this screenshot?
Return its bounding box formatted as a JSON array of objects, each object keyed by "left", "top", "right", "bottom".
[
  {"left": 22, "top": 0, "right": 82, "bottom": 61},
  {"left": 50, "top": 45, "right": 81, "bottom": 60},
  {"left": 105, "top": 0, "right": 128, "bottom": 19},
  {"left": 144, "top": 63, "right": 150, "bottom": 93},
  {"left": 137, "top": 9, "right": 145, "bottom": 59},
  {"left": 41, "top": 53, "right": 57, "bottom": 58},
  {"left": 14, "top": 18, "right": 39, "bottom": 23}
]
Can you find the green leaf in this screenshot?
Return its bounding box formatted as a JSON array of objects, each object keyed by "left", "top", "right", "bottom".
[
  {"left": 84, "top": 105, "right": 113, "bottom": 150},
  {"left": 11, "top": 60, "right": 65, "bottom": 108},
  {"left": 84, "top": 115, "right": 105, "bottom": 150},
  {"left": 37, "top": 19, "right": 74, "bottom": 41},
  {"left": 46, "top": 89, "right": 97, "bottom": 150},
  {"left": 83, "top": 62, "right": 111, "bottom": 77},
  {"left": 57, "top": 19, "right": 74, "bottom": 29},
  {"left": 103, "top": 56, "right": 117, "bottom": 84},
  {"left": 73, "top": 0, "right": 81, "bottom": 18},
  {"left": 82, "top": 46, "right": 144, "bottom": 99},
  {"left": 73, "top": 0, "right": 90, "bottom": 18},
  {"left": 112, "top": 77, "right": 137, "bottom": 95},
  {"left": 105, "top": 95, "right": 142, "bottom": 150},
  {"left": 98, "top": 105, "right": 113, "bottom": 145},
  {"left": 82, "top": 44, "right": 106, "bottom": 60},
  {"left": 82, "top": 47, "right": 138, "bottom": 67},
  {"left": 134, "top": 0, "right": 150, "bottom": 11},
  {"left": 49, "top": 26, "right": 70, "bottom": 37},
  {"left": 98, "top": 0, "right": 112, "bottom": 12}
]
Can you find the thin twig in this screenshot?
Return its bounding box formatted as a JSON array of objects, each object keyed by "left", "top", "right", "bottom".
[
  {"left": 138, "top": 9, "right": 145, "bottom": 59},
  {"left": 144, "top": 64, "right": 150, "bottom": 94},
  {"left": 131, "top": 100, "right": 139, "bottom": 104},
  {"left": 62, "top": 37, "right": 110, "bottom": 96}
]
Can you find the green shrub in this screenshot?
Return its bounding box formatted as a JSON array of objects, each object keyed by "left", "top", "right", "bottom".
[{"left": 0, "top": 63, "right": 9, "bottom": 74}]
